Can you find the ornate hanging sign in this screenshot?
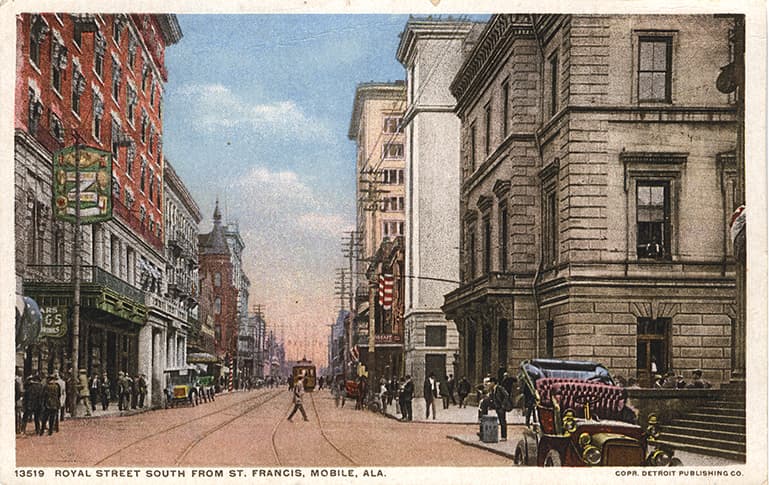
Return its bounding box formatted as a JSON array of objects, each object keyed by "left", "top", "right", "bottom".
[{"left": 52, "top": 145, "right": 113, "bottom": 224}]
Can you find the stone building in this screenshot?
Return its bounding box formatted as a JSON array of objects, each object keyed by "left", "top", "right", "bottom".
[
  {"left": 442, "top": 14, "right": 738, "bottom": 387},
  {"left": 348, "top": 81, "right": 407, "bottom": 377},
  {"left": 15, "top": 13, "right": 182, "bottom": 404},
  {"left": 396, "top": 18, "right": 483, "bottom": 390},
  {"left": 224, "top": 221, "right": 251, "bottom": 379}
]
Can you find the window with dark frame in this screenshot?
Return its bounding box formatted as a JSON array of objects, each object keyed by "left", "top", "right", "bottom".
[
  {"left": 383, "top": 143, "right": 404, "bottom": 159},
  {"left": 499, "top": 202, "right": 508, "bottom": 271},
  {"left": 470, "top": 123, "right": 477, "bottom": 171},
  {"left": 483, "top": 216, "right": 491, "bottom": 275},
  {"left": 502, "top": 81, "right": 510, "bottom": 137},
  {"left": 29, "top": 21, "right": 43, "bottom": 67},
  {"left": 383, "top": 116, "right": 403, "bottom": 133},
  {"left": 549, "top": 52, "right": 559, "bottom": 117},
  {"left": 636, "top": 181, "right": 670, "bottom": 259},
  {"left": 94, "top": 32, "right": 105, "bottom": 78},
  {"left": 467, "top": 223, "right": 477, "bottom": 279},
  {"left": 544, "top": 188, "right": 558, "bottom": 266},
  {"left": 425, "top": 326, "right": 447, "bottom": 347},
  {"left": 484, "top": 103, "right": 491, "bottom": 156},
  {"left": 638, "top": 37, "right": 672, "bottom": 102}
]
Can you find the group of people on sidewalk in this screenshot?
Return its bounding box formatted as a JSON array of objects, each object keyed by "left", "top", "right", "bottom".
[{"left": 15, "top": 367, "right": 148, "bottom": 437}]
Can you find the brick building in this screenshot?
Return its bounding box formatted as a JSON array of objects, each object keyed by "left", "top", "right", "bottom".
[
  {"left": 443, "top": 14, "right": 739, "bottom": 387},
  {"left": 15, "top": 13, "right": 182, "bottom": 404},
  {"left": 198, "top": 202, "right": 239, "bottom": 367}
]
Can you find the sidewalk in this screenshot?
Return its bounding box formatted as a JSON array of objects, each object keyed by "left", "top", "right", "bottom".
[{"left": 383, "top": 398, "right": 526, "bottom": 425}]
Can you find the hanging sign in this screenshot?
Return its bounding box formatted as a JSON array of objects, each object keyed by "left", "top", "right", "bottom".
[
  {"left": 52, "top": 145, "right": 113, "bottom": 224},
  {"left": 39, "top": 305, "right": 68, "bottom": 339}
]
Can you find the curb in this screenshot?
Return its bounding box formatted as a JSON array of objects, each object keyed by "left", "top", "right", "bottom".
[{"left": 448, "top": 435, "right": 516, "bottom": 460}]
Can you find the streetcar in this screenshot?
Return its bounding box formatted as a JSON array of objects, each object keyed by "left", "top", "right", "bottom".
[{"left": 291, "top": 359, "right": 316, "bottom": 391}]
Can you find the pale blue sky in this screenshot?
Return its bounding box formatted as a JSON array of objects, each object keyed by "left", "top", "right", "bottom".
[{"left": 162, "top": 14, "right": 486, "bottom": 363}]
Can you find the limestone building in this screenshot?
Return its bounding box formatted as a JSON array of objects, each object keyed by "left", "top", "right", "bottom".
[{"left": 442, "top": 14, "right": 739, "bottom": 387}]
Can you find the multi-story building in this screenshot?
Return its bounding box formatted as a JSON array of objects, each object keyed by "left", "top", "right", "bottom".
[
  {"left": 348, "top": 81, "right": 406, "bottom": 379},
  {"left": 15, "top": 13, "right": 182, "bottom": 404},
  {"left": 443, "top": 14, "right": 739, "bottom": 387},
  {"left": 224, "top": 221, "right": 251, "bottom": 379},
  {"left": 396, "top": 18, "right": 483, "bottom": 390},
  {"left": 198, "top": 202, "right": 239, "bottom": 367}
]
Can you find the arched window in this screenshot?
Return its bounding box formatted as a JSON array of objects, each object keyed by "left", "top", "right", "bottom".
[{"left": 214, "top": 297, "right": 221, "bottom": 315}]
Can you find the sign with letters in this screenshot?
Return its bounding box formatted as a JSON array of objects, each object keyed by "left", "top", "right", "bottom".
[
  {"left": 53, "top": 145, "right": 113, "bottom": 224},
  {"left": 39, "top": 306, "right": 67, "bottom": 339}
]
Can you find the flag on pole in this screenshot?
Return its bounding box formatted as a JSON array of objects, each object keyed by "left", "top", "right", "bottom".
[{"left": 378, "top": 274, "right": 394, "bottom": 310}]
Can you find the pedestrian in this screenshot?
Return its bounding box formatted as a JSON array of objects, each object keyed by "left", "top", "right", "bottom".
[
  {"left": 89, "top": 372, "right": 100, "bottom": 412},
  {"left": 388, "top": 376, "right": 397, "bottom": 407},
  {"left": 502, "top": 372, "right": 516, "bottom": 396},
  {"left": 356, "top": 375, "right": 368, "bottom": 411},
  {"left": 521, "top": 378, "right": 535, "bottom": 426},
  {"left": 423, "top": 372, "right": 438, "bottom": 420},
  {"left": 77, "top": 369, "right": 91, "bottom": 417},
  {"left": 117, "top": 372, "right": 128, "bottom": 410},
  {"left": 15, "top": 368, "right": 24, "bottom": 435},
  {"left": 58, "top": 371, "right": 71, "bottom": 420},
  {"left": 401, "top": 375, "right": 414, "bottom": 421},
  {"left": 440, "top": 375, "right": 450, "bottom": 410},
  {"left": 447, "top": 374, "right": 456, "bottom": 406},
  {"left": 43, "top": 375, "right": 61, "bottom": 436},
  {"left": 379, "top": 378, "right": 388, "bottom": 414},
  {"left": 318, "top": 376, "right": 324, "bottom": 390},
  {"left": 100, "top": 372, "right": 111, "bottom": 410},
  {"left": 21, "top": 374, "right": 44, "bottom": 435},
  {"left": 287, "top": 377, "right": 309, "bottom": 421},
  {"left": 490, "top": 377, "right": 510, "bottom": 441},
  {"left": 686, "top": 369, "right": 711, "bottom": 389},
  {"left": 138, "top": 374, "right": 147, "bottom": 408},
  {"left": 130, "top": 374, "right": 138, "bottom": 409},
  {"left": 457, "top": 376, "right": 470, "bottom": 408}
]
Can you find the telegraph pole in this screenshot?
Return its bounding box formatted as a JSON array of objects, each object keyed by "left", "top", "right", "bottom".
[{"left": 71, "top": 135, "right": 83, "bottom": 377}]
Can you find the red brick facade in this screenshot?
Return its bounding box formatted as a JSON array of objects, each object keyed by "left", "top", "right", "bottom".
[{"left": 15, "top": 13, "right": 179, "bottom": 251}]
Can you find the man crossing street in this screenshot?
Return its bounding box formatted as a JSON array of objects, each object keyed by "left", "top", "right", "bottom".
[{"left": 287, "top": 377, "right": 309, "bottom": 422}]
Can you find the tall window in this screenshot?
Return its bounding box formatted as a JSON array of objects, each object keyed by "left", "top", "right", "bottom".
[
  {"left": 502, "top": 81, "right": 510, "bottom": 136},
  {"left": 382, "top": 143, "right": 404, "bottom": 159},
  {"left": 71, "top": 70, "right": 85, "bottom": 115},
  {"left": 498, "top": 203, "right": 508, "bottom": 271},
  {"left": 483, "top": 216, "right": 491, "bottom": 275},
  {"left": 484, "top": 103, "right": 492, "bottom": 156},
  {"left": 425, "top": 326, "right": 447, "bottom": 347},
  {"left": 112, "top": 17, "right": 121, "bottom": 44},
  {"left": 470, "top": 123, "right": 477, "bottom": 171},
  {"left": 549, "top": 52, "right": 559, "bottom": 117},
  {"left": 50, "top": 113, "right": 64, "bottom": 142},
  {"left": 92, "top": 92, "right": 103, "bottom": 140},
  {"left": 383, "top": 116, "right": 403, "bottom": 133},
  {"left": 94, "top": 32, "right": 105, "bottom": 78},
  {"left": 636, "top": 181, "right": 670, "bottom": 258},
  {"left": 111, "top": 58, "right": 121, "bottom": 102},
  {"left": 29, "top": 20, "right": 44, "bottom": 67},
  {"left": 214, "top": 272, "right": 221, "bottom": 287},
  {"left": 544, "top": 188, "right": 558, "bottom": 266},
  {"left": 148, "top": 168, "right": 154, "bottom": 200},
  {"left": 126, "top": 84, "right": 137, "bottom": 125},
  {"left": 638, "top": 37, "right": 672, "bottom": 102},
  {"left": 467, "top": 223, "right": 477, "bottom": 279},
  {"left": 110, "top": 121, "right": 120, "bottom": 163},
  {"left": 51, "top": 40, "right": 67, "bottom": 94},
  {"left": 139, "top": 159, "right": 146, "bottom": 192}
]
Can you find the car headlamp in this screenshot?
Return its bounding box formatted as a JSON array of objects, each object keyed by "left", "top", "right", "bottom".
[
  {"left": 578, "top": 432, "right": 592, "bottom": 447},
  {"left": 562, "top": 410, "right": 577, "bottom": 435},
  {"left": 649, "top": 449, "right": 671, "bottom": 466},
  {"left": 582, "top": 445, "right": 602, "bottom": 465}
]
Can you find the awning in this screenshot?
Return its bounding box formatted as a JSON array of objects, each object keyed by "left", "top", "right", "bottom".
[{"left": 187, "top": 352, "right": 218, "bottom": 363}]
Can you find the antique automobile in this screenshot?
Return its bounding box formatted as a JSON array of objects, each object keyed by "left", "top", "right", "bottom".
[
  {"left": 163, "top": 368, "right": 199, "bottom": 408},
  {"left": 514, "top": 359, "right": 681, "bottom": 467}
]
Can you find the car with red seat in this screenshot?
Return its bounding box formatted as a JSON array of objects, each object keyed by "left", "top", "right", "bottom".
[{"left": 514, "top": 359, "right": 681, "bottom": 467}]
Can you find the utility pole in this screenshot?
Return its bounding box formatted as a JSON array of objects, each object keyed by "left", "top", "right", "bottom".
[{"left": 71, "top": 135, "right": 83, "bottom": 378}]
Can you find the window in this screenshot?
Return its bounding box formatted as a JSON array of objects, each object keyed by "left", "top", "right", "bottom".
[
  {"left": 126, "top": 84, "right": 137, "bottom": 125},
  {"left": 383, "top": 116, "right": 403, "bottom": 133},
  {"left": 502, "top": 80, "right": 510, "bottom": 137},
  {"left": 214, "top": 297, "right": 221, "bottom": 315},
  {"left": 214, "top": 272, "right": 221, "bottom": 287},
  {"left": 483, "top": 216, "right": 491, "bottom": 274},
  {"left": 141, "top": 64, "right": 150, "bottom": 91},
  {"left": 148, "top": 168, "right": 154, "bottom": 200},
  {"left": 383, "top": 143, "right": 404, "bottom": 159},
  {"left": 638, "top": 37, "right": 672, "bottom": 102},
  {"left": 382, "top": 221, "right": 403, "bottom": 237},
  {"left": 637, "top": 317, "right": 670, "bottom": 385},
  {"left": 51, "top": 39, "right": 67, "bottom": 94},
  {"left": 467, "top": 223, "right": 476, "bottom": 279},
  {"left": 381, "top": 169, "right": 403, "bottom": 185},
  {"left": 549, "top": 52, "right": 559, "bottom": 117},
  {"left": 111, "top": 57, "right": 121, "bottom": 102},
  {"left": 545, "top": 320, "right": 554, "bottom": 358},
  {"left": 425, "top": 326, "right": 447, "bottom": 347},
  {"left": 50, "top": 113, "right": 64, "bottom": 142},
  {"left": 25, "top": 194, "right": 43, "bottom": 265},
  {"left": 215, "top": 324, "right": 221, "bottom": 342},
  {"left": 470, "top": 123, "right": 477, "bottom": 171},
  {"left": 140, "top": 112, "right": 147, "bottom": 143},
  {"left": 112, "top": 17, "right": 121, "bottom": 44},
  {"left": 110, "top": 121, "right": 120, "bottom": 163},
  {"left": 94, "top": 32, "right": 105, "bottom": 78},
  {"left": 71, "top": 70, "right": 85, "bottom": 115},
  {"left": 92, "top": 92, "right": 103, "bottom": 141},
  {"left": 636, "top": 181, "right": 670, "bottom": 259},
  {"left": 543, "top": 187, "right": 558, "bottom": 266},
  {"left": 27, "top": 89, "right": 42, "bottom": 134},
  {"left": 139, "top": 159, "right": 146, "bottom": 192},
  {"left": 498, "top": 203, "right": 508, "bottom": 271},
  {"left": 29, "top": 16, "right": 47, "bottom": 67},
  {"left": 127, "top": 36, "right": 137, "bottom": 68},
  {"left": 150, "top": 80, "right": 156, "bottom": 105},
  {"left": 484, "top": 103, "right": 492, "bottom": 156}
]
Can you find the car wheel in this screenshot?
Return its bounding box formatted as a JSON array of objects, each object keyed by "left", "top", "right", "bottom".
[
  {"left": 513, "top": 441, "right": 527, "bottom": 466},
  {"left": 669, "top": 457, "right": 683, "bottom": 466},
  {"left": 543, "top": 449, "right": 562, "bottom": 467}
]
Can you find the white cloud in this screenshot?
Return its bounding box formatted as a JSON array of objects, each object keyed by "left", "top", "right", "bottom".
[{"left": 177, "top": 83, "right": 330, "bottom": 139}]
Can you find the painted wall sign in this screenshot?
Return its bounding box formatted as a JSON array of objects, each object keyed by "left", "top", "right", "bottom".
[{"left": 53, "top": 145, "right": 113, "bottom": 224}]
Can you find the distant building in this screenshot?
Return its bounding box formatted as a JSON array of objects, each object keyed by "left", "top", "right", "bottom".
[
  {"left": 198, "top": 202, "right": 239, "bottom": 367},
  {"left": 348, "top": 81, "right": 406, "bottom": 379},
  {"left": 16, "top": 13, "right": 182, "bottom": 405},
  {"left": 443, "top": 14, "right": 738, "bottom": 387},
  {"left": 396, "top": 18, "right": 483, "bottom": 391}
]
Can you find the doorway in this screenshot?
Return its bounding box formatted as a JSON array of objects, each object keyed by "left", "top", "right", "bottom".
[{"left": 636, "top": 317, "right": 670, "bottom": 386}]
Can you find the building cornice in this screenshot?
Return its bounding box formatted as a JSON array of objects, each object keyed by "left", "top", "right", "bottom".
[
  {"left": 450, "top": 14, "right": 534, "bottom": 113},
  {"left": 154, "top": 14, "right": 183, "bottom": 45},
  {"left": 348, "top": 82, "right": 406, "bottom": 141},
  {"left": 164, "top": 158, "right": 202, "bottom": 223},
  {"left": 396, "top": 19, "right": 478, "bottom": 67}
]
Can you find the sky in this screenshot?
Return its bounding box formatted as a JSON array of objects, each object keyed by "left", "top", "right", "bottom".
[{"left": 162, "top": 15, "right": 416, "bottom": 365}]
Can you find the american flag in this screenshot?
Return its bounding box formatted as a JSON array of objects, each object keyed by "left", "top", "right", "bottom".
[{"left": 378, "top": 274, "right": 394, "bottom": 310}]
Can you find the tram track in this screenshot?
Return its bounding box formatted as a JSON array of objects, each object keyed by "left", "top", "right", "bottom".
[{"left": 93, "top": 389, "right": 284, "bottom": 466}]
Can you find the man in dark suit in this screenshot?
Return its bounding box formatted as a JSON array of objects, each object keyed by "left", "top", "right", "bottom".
[
  {"left": 401, "top": 375, "right": 414, "bottom": 421},
  {"left": 43, "top": 375, "right": 61, "bottom": 436},
  {"left": 423, "top": 372, "right": 438, "bottom": 420}
]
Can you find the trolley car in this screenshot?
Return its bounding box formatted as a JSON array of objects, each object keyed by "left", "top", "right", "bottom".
[{"left": 292, "top": 359, "right": 316, "bottom": 391}]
